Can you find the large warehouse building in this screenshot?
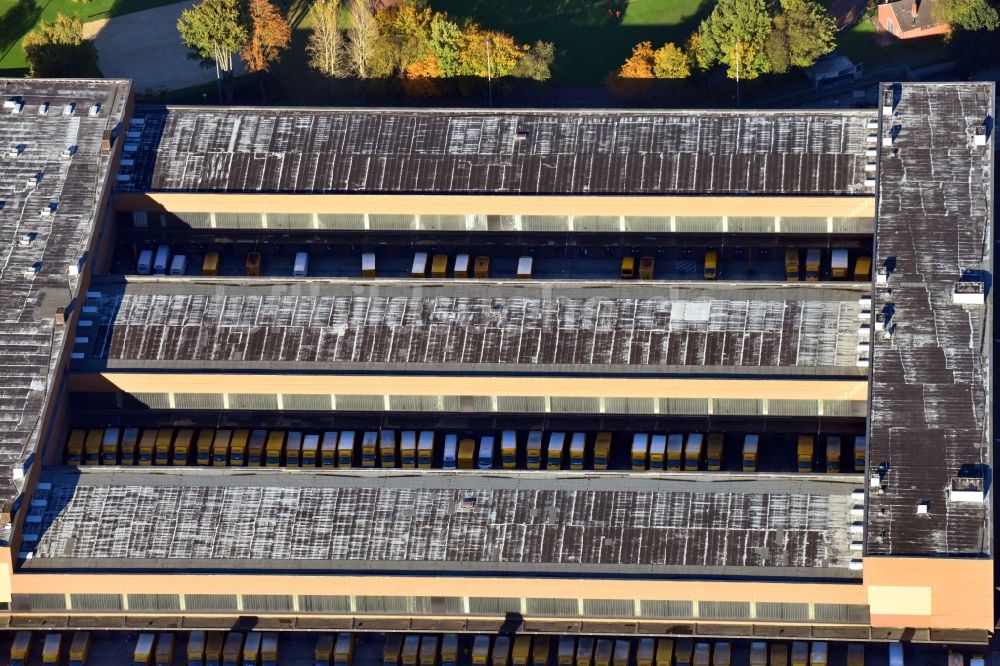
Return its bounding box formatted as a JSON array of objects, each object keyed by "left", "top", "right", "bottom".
[{"left": 0, "top": 79, "right": 992, "bottom": 643}]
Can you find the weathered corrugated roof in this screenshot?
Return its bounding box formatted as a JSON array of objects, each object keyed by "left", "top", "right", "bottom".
[
  {"left": 116, "top": 106, "right": 874, "bottom": 195},
  {"left": 25, "top": 468, "right": 861, "bottom": 577},
  {"left": 866, "top": 83, "right": 993, "bottom": 556},
  {"left": 75, "top": 280, "right": 869, "bottom": 376},
  {"left": 0, "top": 79, "right": 131, "bottom": 525}
]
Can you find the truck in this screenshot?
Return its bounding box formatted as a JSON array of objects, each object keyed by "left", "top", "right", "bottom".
[
  {"left": 825, "top": 436, "right": 841, "bottom": 472},
  {"left": 785, "top": 248, "right": 800, "bottom": 282},
  {"left": 293, "top": 251, "right": 309, "bottom": 277},
  {"left": 595, "top": 640, "right": 613, "bottom": 666},
  {"left": 321, "top": 432, "right": 338, "bottom": 467},
  {"left": 42, "top": 633, "right": 62, "bottom": 665},
  {"left": 654, "top": 640, "right": 673, "bottom": 666},
  {"left": 206, "top": 632, "right": 224, "bottom": 666},
  {"left": 84, "top": 428, "right": 103, "bottom": 465},
  {"left": 284, "top": 431, "right": 303, "bottom": 467},
  {"left": 212, "top": 429, "right": 233, "bottom": 466},
  {"left": 805, "top": 249, "right": 821, "bottom": 281},
  {"left": 441, "top": 635, "right": 458, "bottom": 666},
  {"left": 666, "top": 434, "right": 684, "bottom": 471},
  {"left": 361, "top": 252, "right": 376, "bottom": 277},
  {"left": 888, "top": 644, "right": 904, "bottom": 666},
  {"left": 400, "top": 431, "right": 417, "bottom": 468},
  {"left": 242, "top": 632, "right": 261, "bottom": 666},
  {"left": 261, "top": 633, "right": 278, "bottom": 666},
  {"left": 382, "top": 635, "right": 402, "bottom": 666},
  {"left": 854, "top": 435, "right": 866, "bottom": 472},
  {"left": 137, "top": 249, "right": 153, "bottom": 275},
  {"left": 153, "top": 245, "right": 170, "bottom": 276},
  {"left": 202, "top": 252, "right": 220, "bottom": 276},
  {"left": 474, "top": 256, "right": 489, "bottom": 278},
  {"left": 810, "top": 643, "right": 828, "bottom": 666},
  {"left": 417, "top": 431, "right": 434, "bottom": 468},
  {"left": 750, "top": 643, "right": 768, "bottom": 666},
  {"left": 361, "top": 431, "right": 378, "bottom": 467},
  {"left": 478, "top": 435, "right": 496, "bottom": 469},
  {"left": 512, "top": 637, "right": 532, "bottom": 666},
  {"left": 338, "top": 431, "right": 356, "bottom": 467},
  {"left": 516, "top": 256, "right": 533, "bottom": 279},
  {"left": 265, "top": 431, "right": 286, "bottom": 467},
  {"left": 674, "top": 640, "right": 693, "bottom": 666},
  {"left": 557, "top": 638, "right": 576, "bottom": 666},
  {"left": 379, "top": 430, "right": 397, "bottom": 468},
  {"left": 501, "top": 430, "right": 518, "bottom": 469},
  {"left": 11, "top": 631, "right": 33, "bottom": 666},
  {"left": 706, "top": 432, "right": 724, "bottom": 471},
  {"left": 692, "top": 644, "right": 710, "bottom": 666},
  {"left": 154, "top": 428, "right": 174, "bottom": 465},
  {"left": 648, "top": 434, "right": 666, "bottom": 470},
  {"left": 636, "top": 639, "right": 655, "bottom": 666},
  {"left": 458, "top": 438, "right": 476, "bottom": 469},
  {"left": 221, "top": 632, "right": 243, "bottom": 666},
  {"left": 526, "top": 431, "right": 543, "bottom": 469},
  {"left": 431, "top": 254, "right": 448, "bottom": 278},
  {"left": 101, "top": 427, "right": 121, "bottom": 464},
  {"left": 770, "top": 644, "right": 788, "bottom": 666},
  {"left": 797, "top": 434, "right": 814, "bottom": 473},
  {"left": 703, "top": 250, "right": 718, "bottom": 280},
  {"left": 195, "top": 428, "right": 214, "bottom": 466},
  {"left": 411, "top": 252, "right": 429, "bottom": 278},
  {"left": 742, "top": 434, "right": 760, "bottom": 472},
  {"left": 546, "top": 432, "right": 566, "bottom": 470},
  {"left": 133, "top": 633, "right": 156, "bottom": 666},
  {"left": 639, "top": 256, "right": 655, "bottom": 279},
  {"left": 472, "top": 636, "right": 491, "bottom": 666},
  {"left": 593, "top": 431, "right": 612, "bottom": 470},
  {"left": 172, "top": 428, "right": 193, "bottom": 465},
  {"left": 169, "top": 254, "right": 187, "bottom": 276},
  {"left": 846, "top": 645, "right": 863, "bottom": 666},
  {"left": 854, "top": 256, "right": 872, "bottom": 281},
  {"left": 790, "top": 642, "right": 808, "bottom": 666},
  {"left": 620, "top": 256, "right": 636, "bottom": 279},
  {"left": 301, "top": 434, "right": 320, "bottom": 466},
  {"left": 187, "top": 631, "right": 206, "bottom": 666},
  {"left": 138, "top": 429, "right": 157, "bottom": 466},
  {"left": 229, "top": 429, "right": 249, "bottom": 466},
  {"left": 121, "top": 427, "right": 139, "bottom": 465},
  {"left": 576, "top": 637, "right": 594, "bottom": 666},
  {"left": 334, "top": 633, "right": 355, "bottom": 666},
  {"left": 245, "top": 252, "right": 261, "bottom": 277},
  {"left": 530, "top": 637, "right": 550, "bottom": 666},
  {"left": 442, "top": 434, "right": 458, "bottom": 469},
  {"left": 613, "top": 641, "right": 630, "bottom": 666},
  {"left": 569, "top": 432, "right": 586, "bottom": 470},
  {"left": 684, "top": 433, "right": 703, "bottom": 471},
  {"left": 249, "top": 430, "right": 267, "bottom": 466},
  {"left": 67, "top": 428, "right": 85, "bottom": 465},
  {"left": 419, "top": 635, "right": 439, "bottom": 666},
  {"left": 631, "top": 433, "right": 649, "bottom": 470},
  {"left": 453, "top": 254, "right": 470, "bottom": 278},
  {"left": 714, "top": 643, "right": 731, "bottom": 666},
  {"left": 831, "top": 248, "right": 849, "bottom": 279},
  {"left": 69, "top": 631, "right": 91, "bottom": 666},
  {"left": 314, "top": 636, "right": 334, "bottom": 666},
  {"left": 493, "top": 636, "right": 512, "bottom": 666},
  {"left": 154, "top": 632, "right": 174, "bottom": 666}
]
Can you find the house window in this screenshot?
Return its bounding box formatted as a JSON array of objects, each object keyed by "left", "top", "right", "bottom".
[{"left": 887, "top": 18, "right": 894, "bottom": 33}]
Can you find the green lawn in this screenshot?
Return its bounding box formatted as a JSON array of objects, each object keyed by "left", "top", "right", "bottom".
[
  {"left": 431, "top": 0, "right": 712, "bottom": 85},
  {"left": 835, "top": 19, "right": 946, "bottom": 69},
  {"left": 0, "top": 0, "right": 181, "bottom": 73}
]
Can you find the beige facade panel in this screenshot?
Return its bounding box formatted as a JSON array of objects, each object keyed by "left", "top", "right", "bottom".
[
  {"left": 114, "top": 192, "right": 875, "bottom": 220},
  {"left": 70, "top": 373, "right": 869, "bottom": 404}
]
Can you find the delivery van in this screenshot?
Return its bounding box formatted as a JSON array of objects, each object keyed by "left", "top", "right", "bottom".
[
  {"left": 621, "top": 256, "right": 636, "bottom": 279},
  {"left": 888, "top": 645, "right": 904, "bottom": 666},
  {"left": 810, "top": 643, "right": 828, "bottom": 666},
  {"left": 293, "top": 252, "right": 309, "bottom": 277},
  {"left": 11, "top": 631, "right": 33, "bottom": 666},
  {"left": 648, "top": 434, "right": 666, "bottom": 470},
  {"left": 442, "top": 434, "right": 458, "bottom": 469},
  {"left": 153, "top": 245, "right": 170, "bottom": 276},
  {"left": 188, "top": 631, "right": 206, "bottom": 666},
  {"left": 831, "top": 248, "right": 849, "bottom": 279},
  {"left": 222, "top": 632, "right": 243, "bottom": 666},
  {"left": 501, "top": 430, "right": 518, "bottom": 469},
  {"left": 474, "top": 256, "right": 489, "bottom": 278},
  {"left": 241, "top": 633, "right": 260, "bottom": 666},
  {"left": 703, "top": 250, "right": 718, "bottom": 280},
  {"left": 846, "top": 646, "right": 863, "bottom": 666},
  {"left": 790, "top": 642, "right": 807, "bottom": 666},
  {"left": 742, "top": 434, "right": 760, "bottom": 472},
  {"left": 631, "top": 433, "right": 649, "bottom": 470},
  {"left": 526, "top": 431, "right": 543, "bottom": 469},
  {"left": 516, "top": 256, "right": 533, "bottom": 279},
  {"left": 546, "top": 432, "right": 566, "bottom": 469},
  {"left": 206, "top": 632, "right": 224, "bottom": 666},
  {"left": 334, "top": 633, "right": 355, "bottom": 666},
  {"left": 417, "top": 431, "right": 434, "bottom": 468},
  {"left": 338, "top": 431, "right": 356, "bottom": 467},
  {"left": 569, "top": 432, "right": 586, "bottom": 470},
  {"left": 244, "top": 429, "right": 263, "bottom": 466},
  {"left": 361, "top": 253, "right": 376, "bottom": 277},
  {"left": 478, "top": 435, "right": 496, "bottom": 469}
]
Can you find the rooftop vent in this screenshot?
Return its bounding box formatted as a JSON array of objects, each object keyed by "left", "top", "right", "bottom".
[
  {"left": 61, "top": 145, "right": 77, "bottom": 160},
  {"left": 7, "top": 143, "right": 24, "bottom": 158},
  {"left": 916, "top": 502, "right": 929, "bottom": 515},
  {"left": 2, "top": 97, "right": 20, "bottom": 109},
  {"left": 515, "top": 130, "right": 529, "bottom": 141},
  {"left": 849, "top": 559, "right": 863, "bottom": 571},
  {"left": 39, "top": 202, "right": 56, "bottom": 218},
  {"left": 866, "top": 119, "right": 878, "bottom": 130},
  {"left": 949, "top": 473, "right": 986, "bottom": 503},
  {"left": 865, "top": 147, "right": 877, "bottom": 158},
  {"left": 856, "top": 356, "right": 870, "bottom": 368},
  {"left": 864, "top": 177, "right": 876, "bottom": 188},
  {"left": 63, "top": 102, "right": 75, "bottom": 116},
  {"left": 952, "top": 281, "right": 985, "bottom": 305},
  {"left": 882, "top": 88, "right": 894, "bottom": 116},
  {"left": 864, "top": 162, "right": 877, "bottom": 172},
  {"left": 866, "top": 133, "right": 878, "bottom": 144},
  {"left": 18, "top": 232, "right": 35, "bottom": 246},
  {"left": 38, "top": 102, "right": 49, "bottom": 116},
  {"left": 974, "top": 123, "right": 987, "bottom": 147},
  {"left": 88, "top": 103, "right": 101, "bottom": 117},
  {"left": 8, "top": 102, "right": 23, "bottom": 115}
]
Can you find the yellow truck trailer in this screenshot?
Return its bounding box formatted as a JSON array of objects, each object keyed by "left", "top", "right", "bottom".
[
  {"left": 419, "top": 635, "right": 439, "bottom": 666},
  {"left": 805, "top": 249, "right": 821, "bottom": 281},
  {"left": 546, "top": 432, "right": 566, "bottom": 470},
  {"left": 458, "top": 438, "right": 476, "bottom": 469},
  {"left": 172, "top": 428, "right": 193, "bottom": 465},
  {"left": 361, "top": 431, "right": 378, "bottom": 468},
  {"left": 154, "top": 429, "right": 174, "bottom": 465},
  {"left": 431, "top": 254, "right": 448, "bottom": 278},
  {"left": 67, "top": 428, "right": 85, "bottom": 465},
  {"left": 134, "top": 633, "right": 156, "bottom": 666},
  {"left": 706, "top": 432, "right": 724, "bottom": 471},
  {"left": 137, "top": 429, "right": 157, "bottom": 466},
  {"left": 69, "top": 631, "right": 91, "bottom": 666},
  {"left": 742, "top": 434, "right": 759, "bottom": 472},
  {"left": 637, "top": 639, "right": 656, "bottom": 666},
  {"left": 101, "top": 427, "right": 121, "bottom": 464},
  {"left": 383, "top": 635, "right": 402, "bottom": 666},
  {"left": 750, "top": 643, "right": 768, "bottom": 666},
  {"left": 825, "top": 436, "right": 841, "bottom": 472},
  {"left": 265, "top": 431, "right": 286, "bottom": 467},
  {"left": 321, "top": 431, "right": 338, "bottom": 467},
  {"left": 692, "top": 644, "right": 710, "bottom": 666},
  {"left": 493, "top": 636, "right": 512, "bottom": 666},
  {"left": 593, "top": 431, "right": 612, "bottom": 470},
  {"left": 11, "top": 631, "right": 33, "bottom": 666},
  {"left": 441, "top": 634, "right": 458, "bottom": 666},
  {"left": 684, "top": 433, "right": 703, "bottom": 471},
  {"left": 338, "top": 431, "right": 356, "bottom": 467},
  {"left": 334, "top": 633, "right": 355, "bottom": 666},
  {"left": 613, "top": 641, "right": 631, "bottom": 666},
  {"left": 261, "top": 633, "right": 278, "bottom": 666},
  {"left": 631, "top": 433, "right": 649, "bottom": 470},
  {"left": 854, "top": 435, "right": 866, "bottom": 472},
  {"left": 202, "top": 251, "right": 220, "bottom": 276},
  {"left": 557, "top": 638, "right": 575, "bottom": 666},
  {"left": 154, "top": 632, "right": 174, "bottom": 666},
  {"left": 576, "top": 637, "right": 594, "bottom": 666},
  {"left": 195, "top": 429, "right": 214, "bottom": 466},
  {"left": 512, "top": 636, "right": 532, "bottom": 666},
  {"left": 401, "top": 431, "right": 417, "bottom": 468},
  {"left": 620, "top": 256, "right": 636, "bottom": 278},
  {"left": 703, "top": 250, "right": 718, "bottom": 280},
  {"left": 595, "top": 640, "right": 613, "bottom": 666},
  {"left": 526, "top": 431, "right": 543, "bottom": 469},
  {"left": 121, "top": 427, "right": 139, "bottom": 465},
  {"left": 316, "top": 635, "right": 335, "bottom": 666},
  {"left": 569, "top": 432, "right": 586, "bottom": 470},
  {"left": 222, "top": 632, "right": 244, "bottom": 666},
  {"left": 42, "top": 633, "right": 62, "bottom": 665},
  {"left": 649, "top": 434, "right": 666, "bottom": 470},
  {"left": 854, "top": 256, "right": 872, "bottom": 281},
  {"left": 229, "top": 428, "right": 249, "bottom": 466},
  {"left": 84, "top": 428, "right": 103, "bottom": 465},
  {"left": 302, "top": 434, "right": 319, "bottom": 466},
  {"left": 403, "top": 636, "right": 421, "bottom": 666},
  {"left": 212, "top": 429, "right": 232, "bottom": 466},
  {"left": 770, "top": 644, "right": 788, "bottom": 666},
  {"left": 797, "top": 434, "right": 814, "bottom": 473},
  {"left": 501, "top": 430, "right": 518, "bottom": 469},
  {"left": 639, "top": 256, "right": 655, "bottom": 279},
  {"left": 472, "top": 636, "right": 491, "bottom": 666},
  {"left": 785, "top": 248, "right": 800, "bottom": 281},
  {"left": 417, "top": 431, "right": 434, "bottom": 468},
  {"left": 530, "top": 637, "right": 550, "bottom": 666},
  {"left": 674, "top": 640, "right": 693, "bottom": 666},
  {"left": 249, "top": 429, "right": 268, "bottom": 465},
  {"left": 666, "top": 434, "right": 684, "bottom": 471},
  {"left": 655, "top": 640, "right": 673, "bottom": 666},
  {"left": 285, "top": 431, "right": 303, "bottom": 467}
]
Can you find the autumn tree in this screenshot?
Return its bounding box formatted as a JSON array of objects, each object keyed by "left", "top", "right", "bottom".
[
  {"left": 177, "top": 0, "right": 247, "bottom": 98},
  {"left": 307, "top": 0, "right": 344, "bottom": 77},
  {"left": 241, "top": 0, "right": 289, "bottom": 74},
  {"left": 22, "top": 14, "right": 96, "bottom": 77},
  {"left": 933, "top": 0, "right": 1000, "bottom": 29},
  {"left": 457, "top": 26, "right": 523, "bottom": 77},
  {"left": 619, "top": 40, "right": 655, "bottom": 78},
  {"left": 513, "top": 40, "right": 555, "bottom": 80},
  {"left": 345, "top": 0, "right": 383, "bottom": 77},
  {"left": 694, "top": 0, "right": 772, "bottom": 79},
  {"left": 653, "top": 42, "right": 690, "bottom": 78},
  {"left": 377, "top": 2, "right": 434, "bottom": 73},
  {"left": 776, "top": 0, "right": 836, "bottom": 69}
]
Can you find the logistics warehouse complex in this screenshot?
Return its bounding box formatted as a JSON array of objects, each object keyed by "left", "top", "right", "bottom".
[{"left": 0, "top": 79, "right": 992, "bottom": 642}]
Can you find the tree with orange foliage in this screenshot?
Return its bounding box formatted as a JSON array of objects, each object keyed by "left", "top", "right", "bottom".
[
  {"left": 241, "top": 0, "right": 290, "bottom": 74},
  {"left": 618, "top": 41, "right": 655, "bottom": 78},
  {"left": 403, "top": 52, "right": 445, "bottom": 97}
]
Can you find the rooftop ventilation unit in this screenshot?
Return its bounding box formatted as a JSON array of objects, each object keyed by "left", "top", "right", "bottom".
[
  {"left": 88, "top": 103, "right": 101, "bottom": 117},
  {"left": 39, "top": 202, "right": 56, "bottom": 218},
  {"left": 865, "top": 147, "right": 877, "bottom": 158},
  {"left": 18, "top": 232, "right": 35, "bottom": 246},
  {"left": 866, "top": 133, "right": 878, "bottom": 144},
  {"left": 849, "top": 559, "right": 863, "bottom": 571},
  {"left": 950, "top": 473, "right": 986, "bottom": 503},
  {"left": 7, "top": 144, "right": 23, "bottom": 158},
  {"left": 2, "top": 98, "right": 18, "bottom": 109},
  {"left": 916, "top": 503, "right": 929, "bottom": 515},
  {"left": 864, "top": 177, "right": 876, "bottom": 188},
  {"left": 974, "top": 123, "right": 987, "bottom": 147},
  {"left": 881, "top": 88, "right": 894, "bottom": 116},
  {"left": 864, "top": 162, "right": 877, "bottom": 172},
  {"left": 9, "top": 102, "right": 23, "bottom": 115},
  {"left": 856, "top": 356, "right": 870, "bottom": 368},
  {"left": 952, "top": 281, "right": 985, "bottom": 305},
  {"left": 37, "top": 102, "right": 48, "bottom": 116},
  {"left": 866, "top": 119, "right": 878, "bottom": 130},
  {"left": 515, "top": 131, "right": 529, "bottom": 141},
  {"left": 63, "top": 102, "right": 75, "bottom": 116},
  {"left": 61, "top": 145, "right": 76, "bottom": 160}
]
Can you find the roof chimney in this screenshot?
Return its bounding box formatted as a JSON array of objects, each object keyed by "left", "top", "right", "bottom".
[{"left": 911, "top": 0, "right": 919, "bottom": 19}]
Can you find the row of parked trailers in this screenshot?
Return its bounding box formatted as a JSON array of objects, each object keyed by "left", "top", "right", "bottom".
[
  {"left": 66, "top": 428, "right": 867, "bottom": 474},
  {"left": 9, "top": 630, "right": 91, "bottom": 666}
]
